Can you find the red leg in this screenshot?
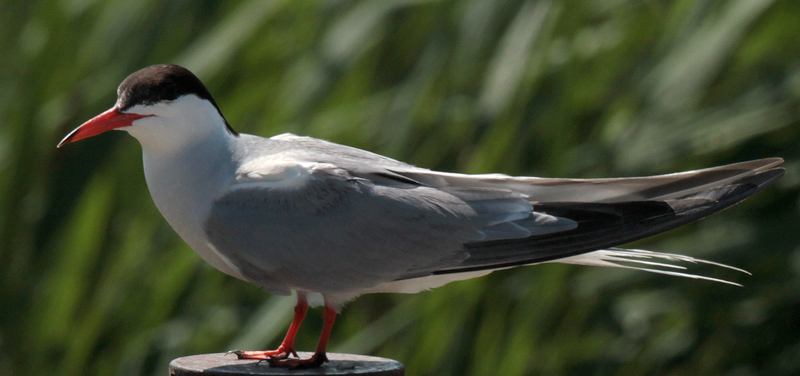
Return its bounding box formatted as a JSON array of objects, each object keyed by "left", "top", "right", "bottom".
[
  {"left": 230, "top": 295, "right": 308, "bottom": 360},
  {"left": 267, "top": 303, "right": 337, "bottom": 369}
]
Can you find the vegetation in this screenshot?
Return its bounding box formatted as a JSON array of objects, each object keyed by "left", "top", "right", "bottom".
[{"left": 1, "top": 0, "right": 798, "bottom": 375}]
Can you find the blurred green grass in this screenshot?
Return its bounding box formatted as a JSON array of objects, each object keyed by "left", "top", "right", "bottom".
[{"left": 1, "top": 0, "right": 799, "bottom": 375}]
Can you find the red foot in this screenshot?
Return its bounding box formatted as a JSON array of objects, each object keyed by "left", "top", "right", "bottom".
[
  {"left": 267, "top": 352, "right": 328, "bottom": 369},
  {"left": 227, "top": 346, "right": 298, "bottom": 360}
]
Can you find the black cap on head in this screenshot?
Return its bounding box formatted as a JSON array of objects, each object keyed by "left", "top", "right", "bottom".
[{"left": 116, "top": 64, "right": 237, "bottom": 135}]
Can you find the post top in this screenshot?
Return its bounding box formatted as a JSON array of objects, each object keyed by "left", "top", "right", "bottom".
[{"left": 169, "top": 352, "right": 404, "bottom": 376}]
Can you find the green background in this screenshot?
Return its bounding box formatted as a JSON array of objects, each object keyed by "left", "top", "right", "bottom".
[{"left": 2, "top": 0, "right": 799, "bottom": 375}]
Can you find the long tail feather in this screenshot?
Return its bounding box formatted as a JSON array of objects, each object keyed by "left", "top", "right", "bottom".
[{"left": 557, "top": 247, "right": 749, "bottom": 286}]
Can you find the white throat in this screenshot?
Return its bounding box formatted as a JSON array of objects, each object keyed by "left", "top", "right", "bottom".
[{"left": 122, "top": 95, "right": 233, "bottom": 155}]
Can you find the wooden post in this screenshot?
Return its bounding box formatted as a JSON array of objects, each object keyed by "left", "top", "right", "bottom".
[{"left": 170, "top": 352, "right": 405, "bottom": 376}]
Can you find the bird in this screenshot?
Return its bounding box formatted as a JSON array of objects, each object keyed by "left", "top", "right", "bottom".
[{"left": 58, "top": 64, "right": 784, "bottom": 369}]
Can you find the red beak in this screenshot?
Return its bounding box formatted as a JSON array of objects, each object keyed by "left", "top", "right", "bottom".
[{"left": 57, "top": 107, "right": 153, "bottom": 148}]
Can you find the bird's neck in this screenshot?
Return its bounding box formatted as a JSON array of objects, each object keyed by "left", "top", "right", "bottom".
[{"left": 135, "top": 119, "right": 239, "bottom": 251}]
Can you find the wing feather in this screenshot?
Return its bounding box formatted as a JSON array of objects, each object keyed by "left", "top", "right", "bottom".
[
  {"left": 204, "top": 158, "right": 548, "bottom": 295},
  {"left": 391, "top": 158, "right": 783, "bottom": 202},
  {"left": 222, "top": 135, "right": 784, "bottom": 293},
  {"left": 421, "top": 167, "right": 783, "bottom": 278}
]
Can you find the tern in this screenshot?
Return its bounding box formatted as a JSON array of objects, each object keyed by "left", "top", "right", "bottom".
[{"left": 58, "top": 64, "right": 784, "bottom": 368}]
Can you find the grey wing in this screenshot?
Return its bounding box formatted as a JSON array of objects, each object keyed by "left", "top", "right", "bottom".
[
  {"left": 202, "top": 163, "right": 554, "bottom": 295},
  {"left": 390, "top": 158, "right": 784, "bottom": 278},
  {"left": 392, "top": 158, "right": 784, "bottom": 202},
  {"left": 228, "top": 133, "right": 784, "bottom": 289},
  {"left": 267, "top": 134, "right": 782, "bottom": 203},
  {"left": 264, "top": 135, "right": 782, "bottom": 203}
]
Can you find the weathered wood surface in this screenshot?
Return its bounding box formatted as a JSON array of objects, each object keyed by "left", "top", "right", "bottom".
[{"left": 169, "top": 352, "right": 404, "bottom": 376}]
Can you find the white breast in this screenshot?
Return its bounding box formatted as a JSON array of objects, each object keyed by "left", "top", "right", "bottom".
[
  {"left": 142, "top": 144, "right": 247, "bottom": 280},
  {"left": 123, "top": 95, "right": 248, "bottom": 280}
]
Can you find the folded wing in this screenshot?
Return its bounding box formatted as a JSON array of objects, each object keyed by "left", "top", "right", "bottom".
[
  {"left": 207, "top": 137, "right": 784, "bottom": 295},
  {"left": 394, "top": 159, "right": 784, "bottom": 284}
]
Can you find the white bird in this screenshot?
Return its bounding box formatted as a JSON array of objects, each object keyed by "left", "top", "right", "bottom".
[{"left": 58, "top": 64, "right": 784, "bottom": 369}]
